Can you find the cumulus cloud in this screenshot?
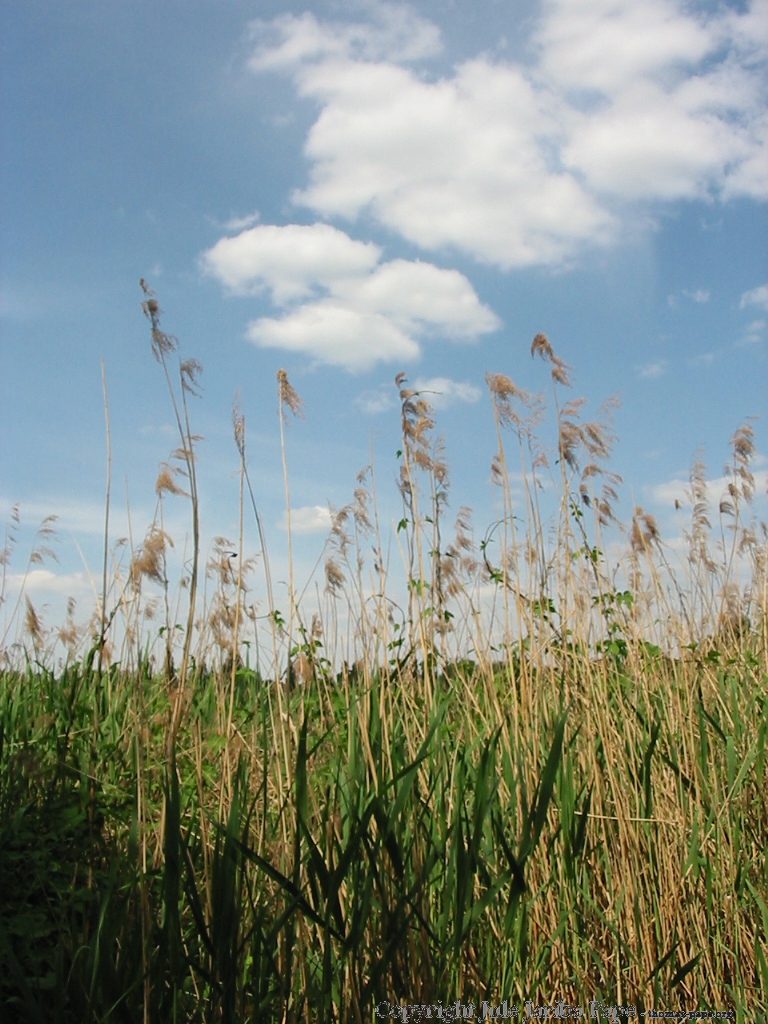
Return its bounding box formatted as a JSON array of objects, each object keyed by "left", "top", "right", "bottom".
[
  {"left": 202, "top": 223, "right": 380, "bottom": 302},
  {"left": 249, "top": 0, "right": 767, "bottom": 268},
  {"left": 740, "top": 283, "right": 768, "bottom": 312},
  {"left": 250, "top": 304, "right": 420, "bottom": 371},
  {"left": 290, "top": 57, "right": 614, "bottom": 267},
  {"left": 534, "top": 0, "right": 713, "bottom": 93},
  {"left": 537, "top": 0, "right": 765, "bottom": 205},
  {"left": 202, "top": 223, "right": 499, "bottom": 371}
]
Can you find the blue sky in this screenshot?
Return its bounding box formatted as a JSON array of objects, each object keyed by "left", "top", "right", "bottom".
[{"left": 1, "top": 0, "right": 766, "bottom": 649}]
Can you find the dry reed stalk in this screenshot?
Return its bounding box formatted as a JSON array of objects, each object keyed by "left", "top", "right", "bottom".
[
  {"left": 273, "top": 368, "right": 304, "bottom": 841},
  {"left": 276, "top": 367, "right": 303, "bottom": 656},
  {"left": 140, "top": 280, "right": 201, "bottom": 757},
  {"left": 98, "top": 360, "right": 111, "bottom": 687},
  {"left": 221, "top": 396, "right": 247, "bottom": 809},
  {"left": 0, "top": 512, "right": 58, "bottom": 652},
  {"left": 487, "top": 372, "right": 521, "bottom": 724}
]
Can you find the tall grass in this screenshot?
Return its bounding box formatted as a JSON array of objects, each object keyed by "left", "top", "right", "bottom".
[{"left": 0, "top": 290, "right": 765, "bottom": 1022}]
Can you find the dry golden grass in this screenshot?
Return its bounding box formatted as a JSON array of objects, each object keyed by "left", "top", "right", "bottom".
[{"left": 0, "top": 294, "right": 765, "bottom": 1021}]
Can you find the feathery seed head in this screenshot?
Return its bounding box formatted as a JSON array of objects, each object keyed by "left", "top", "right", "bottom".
[
  {"left": 232, "top": 394, "right": 245, "bottom": 458},
  {"left": 486, "top": 372, "right": 535, "bottom": 428},
  {"left": 57, "top": 621, "right": 80, "bottom": 651},
  {"left": 277, "top": 368, "right": 304, "bottom": 420},
  {"left": 180, "top": 358, "right": 203, "bottom": 396},
  {"left": 490, "top": 453, "right": 505, "bottom": 486},
  {"left": 531, "top": 332, "right": 573, "bottom": 386},
  {"left": 24, "top": 596, "right": 42, "bottom": 648},
  {"left": 352, "top": 487, "right": 372, "bottom": 534},
  {"left": 130, "top": 526, "right": 173, "bottom": 587},
  {"left": 531, "top": 332, "right": 553, "bottom": 361},
  {"left": 550, "top": 357, "right": 572, "bottom": 387},
  {"left": 141, "top": 282, "right": 179, "bottom": 362},
  {"left": 325, "top": 557, "right": 345, "bottom": 594},
  {"left": 155, "top": 464, "right": 188, "bottom": 497}
]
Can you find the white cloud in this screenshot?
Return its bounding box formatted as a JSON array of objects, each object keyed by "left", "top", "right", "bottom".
[
  {"left": 410, "top": 377, "right": 481, "bottom": 408},
  {"left": 649, "top": 468, "right": 768, "bottom": 507},
  {"left": 2, "top": 570, "right": 95, "bottom": 636},
  {"left": 333, "top": 259, "right": 498, "bottom": 337},
  {"left": 559, "top": 76, "right": 761, "bottom": 202},
  {"left": 249, "top": 0, "right": 767, "bottom": 268},
  {"left": 203, "top": 223, "right": 499, "bottom": 371},
  {"left": 740, "top": 283, "right": 768, "bottom": 312},
  {"left": 355, "top": 374, "right": 480, "bottom": 413},
  {"left": 649, "top": 477, "right": 693, "bottom": 506},
  {"left": 534, "top": 0, "right": 766, "bottom": 204},
  {"left": 249, "top": 303, "right": 420, "bottom": 371},
  {"left": 5, "top": 568, "right": 91, "bottom": 600},
  {"left": 534, "top": 0, "right": 714, "bottom": 94},
  {"left": 281, "top": 505, "right": 333, "bottom": 533},
  {"left": 223, "top": 211, "right": 261, "bottom": 232},
  {"left": 201, "top": 223, "right": 380, "bottom": 302},
  {"left": 291, "top": 57, "right": 614, "bottom": 268}
]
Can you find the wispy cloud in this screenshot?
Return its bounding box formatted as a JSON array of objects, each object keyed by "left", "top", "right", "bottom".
[
  {"left": 738, "top": 318, "right": 766, "bottom": 346},
  {"left": 355, "top": 386, "right": 396, "bottom": 415},
  {"left": 689, "top": 351, "right": 718, "bottom": 367},
  {"left": 637, "top": 359, "right": 668, "bottom": 379},
  {"left": 740, "top": 283, "right": 768, "bottom": 312},
  {"left": 223, "top": 211, "right": 261, "bottom": 232},
  {"left": 138, "top": 422, "right": 177, "bottom": 439},
  {"left": 668, "top": 288, "right": 710, "bottom": 308}
]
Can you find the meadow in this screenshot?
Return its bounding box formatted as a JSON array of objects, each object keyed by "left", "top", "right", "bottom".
[{"left": 0, "top": 288, "right": 766, "bottom": 1022}]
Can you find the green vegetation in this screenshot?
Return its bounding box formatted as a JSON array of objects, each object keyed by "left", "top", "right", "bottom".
[{"left": 0, "top": 291, "right": 765, "bottom": 1021}]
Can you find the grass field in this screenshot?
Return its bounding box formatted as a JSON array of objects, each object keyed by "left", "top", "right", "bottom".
[{"left": 1, "top": 293, "right": 765, "bottom": 1022}]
